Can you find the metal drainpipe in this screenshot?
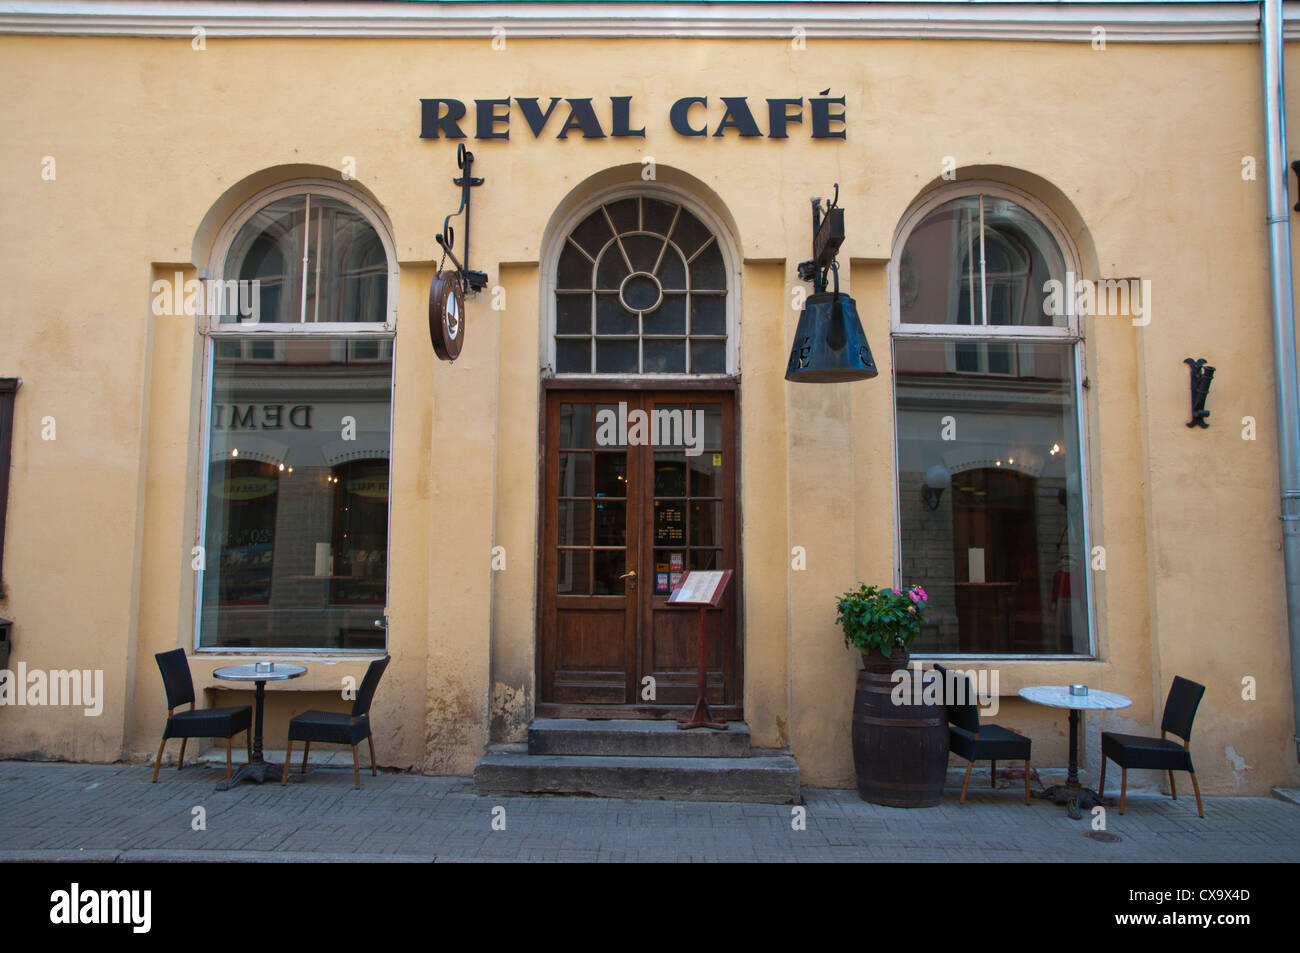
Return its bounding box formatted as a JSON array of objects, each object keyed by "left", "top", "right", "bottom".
[{"left": 1262, "top": 0, "right": 1300, "bottom": 762}]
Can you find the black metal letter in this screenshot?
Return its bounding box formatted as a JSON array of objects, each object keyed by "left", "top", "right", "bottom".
[
  {"left": 670, "top": 97, "right": 708, "bottom": 137},
  {"left": 474, "top": 99, "right": 511, "bottom": 139},
  {"left": 556, "top": 98, "right": 606, "bottom": 138},
  {"left": 515, "top": 97, "right": 561, "bottom": 137},
  {"left": 767, "top": 98, "right": 803, "bottom": 138},
  {"left": 713, "top": 97, "right": 762, "bottom": 137},
  {"left": 609, "top": 96, "right": 645, "bottom": 137},
  {"left": 810, "top": 94, "right": 847, "bottom": 139},
  {"left": 420, "top": 98, "right": 467, "bottom": 139}
]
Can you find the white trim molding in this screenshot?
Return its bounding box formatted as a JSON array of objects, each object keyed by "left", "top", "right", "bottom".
[{"left": 0, "top": 1, "right": 1289, "bottom": 43}]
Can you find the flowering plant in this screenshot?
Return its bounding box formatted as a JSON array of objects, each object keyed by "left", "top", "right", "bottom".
[{"left": 835, "top": 583, "right": 929, "bottom": 658}]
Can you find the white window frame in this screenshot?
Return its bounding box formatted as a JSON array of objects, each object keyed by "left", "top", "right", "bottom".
[
  {"left": 889, "top": 181, "right": 1096, "bottom": 659},
  {"left": 194, "top": 180, "right": 398, "bottom": 654},
  {"left": 541, "top": 183, "right": 741, "bottom": 379}
]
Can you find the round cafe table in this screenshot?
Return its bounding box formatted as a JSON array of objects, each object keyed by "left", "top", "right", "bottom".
[
  {"left": 1018, "top": 685, "right": 1131, "bottom": 819},
  {"left": 213, "top": 662, "right": 306, "bottom": 790}
]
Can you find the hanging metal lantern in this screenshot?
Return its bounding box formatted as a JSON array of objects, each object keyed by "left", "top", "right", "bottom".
[
  {"left": 786, "top": 187, "right": 878, "bottom": 383},
  {"left": 786, "top": 282, "right": 877, "bottom": 382}
]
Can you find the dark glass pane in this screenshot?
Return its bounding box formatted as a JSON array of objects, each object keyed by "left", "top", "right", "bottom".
[
  {"left": 689, "top": 340, "right": 726, "bottom": 374},
  {"left": 652, "top": 404, "right": 689, "bottom": 449},
  {"left": 690, "top": 453, "right": 723, "bottom": 497},
  {"left": 596, "top": 293, "right": 636, "bottom": 335},
  {"left": 644, "top": 294, "right": 686, "bottom": 335},
  {"left": 956, "top": 282, "right": 977, "bottom": 325},
  {"left": 657, "top": 249, "right": 686, "bottom": 290},
  {"left": 594, "top": 452, "right": 627, "bottom": 495},
  {"left": 557, "top": 240, "right": 593, "bottom": 289},
  {"left": 331, "top": 459, "right": 389, "bottom": 603},
  {"left": 621, "top": 235, "right": 663, "bottom": 274},
  {"left": 224, "top": 195, "right": 305, "bottom": 324},
  {"left": 557, "top": 501, "right": 592, "bottom": 546},
  {"left": 594, "top": 500, "right": 625, "bottom": 546},
  {"left": 689, "top": 241, "right": 726, "bottom": 290},
  {"left": 621, "top": 272, "right": 662, "bottom": 312},
  {"left": 569, "top": 208, "right": 615, "bottom": 259},
  {"left": 594, "top": 406, "right": 626, "bottom": 448},
  {"left": 592, "top": 549, "right": 626, "bottom": 595},
  {"left": 642, "top": 198, "right": 678, "bottom": 237},
  {"left": 654, "top": 499, "right": 687, "bottom": 547},
  {"left": 557, "top": 550, "right": 590, "bottom": 595},
  {"left": 556, "top": 338, "right": 591, "bottom": 373},
  {"left": 605, "top": 198, "right": 639, "bottom": 234},
  {"left": 596, "top": 338, "right": 638, "bottom": 373},
  {"left": 955, "top": 342, "right": 979, "bottom": 372},
  {"left": 643, "top": 339, "right": 685, "bottom": 373},
  {"left": 558, "top": 452, "right": 592, "bottom": 496},
  {"left": 691, "top": 294, "right": 725, "bottom": 334},
  {"left": 899, "top": 196, "right": 982, "bottom": 326},
  {"left": 655, "top": 453, "right": 687, "bottom": 496},
  {"left": 559, "top": 403, "right": 592, "bottom": 448},
  {"left": 981, "top": 197, "right": 1067, "bottom": 328},
  {"left": 596, "top": 248, "right": 630, "bottom": 288},
  {"left": 689, "top": 549, "right": 721, "bottom": 571},
  {"left": 988, "top": 280, "right": 1017, "bottom": 326},
  {"left": 309, "top": 197, "right": 388, "bottom": 324},
  {"left": 690, "top": 501, "right": 722, "bottom": 546},
  {"left": 987, "top": 342, "right": 1014, "bottom": 375},
  {"left": 556, "top": 293, "right": 591, "bottom": 335},
  {"left": 697, "top": 404, "right": 722, "bottom": 449},
  {"left": 670, "top": 208, "right": 712, "bottom": 260}
]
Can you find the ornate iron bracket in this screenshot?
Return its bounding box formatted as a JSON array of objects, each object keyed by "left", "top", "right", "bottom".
[
  {"left": 1184, "top": 357, "right": 1215, "bottom": 428},
  {"left": 435, "top": 143, "right": 489, "bottom": 295},
  {"left": 797, "top": 183, "right": 844, "bottom": 294}
]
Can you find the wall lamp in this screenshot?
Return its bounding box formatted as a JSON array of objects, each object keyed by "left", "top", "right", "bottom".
[{"left": 922, "top": 465, "right": 952, "bottom": 511}]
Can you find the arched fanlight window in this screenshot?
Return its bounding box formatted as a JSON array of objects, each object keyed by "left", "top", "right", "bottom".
[
  {"left": 553, "top": 195, "right": 729, "bottom": 374},
  {"left": 214, "top": 182, "right": 396, "bottom": 328}
]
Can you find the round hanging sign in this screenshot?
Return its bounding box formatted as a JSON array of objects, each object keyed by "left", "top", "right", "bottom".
[{"left": 428, "top": 270, "right": 465, "bottom": 361}]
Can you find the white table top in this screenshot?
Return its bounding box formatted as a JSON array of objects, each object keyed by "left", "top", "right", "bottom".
[
  {"left": 213, "top": 663, "right": 306, "bottom": 682},
  {"left": 1018, "top": 685, "right": 1132, "bottom": 711}
]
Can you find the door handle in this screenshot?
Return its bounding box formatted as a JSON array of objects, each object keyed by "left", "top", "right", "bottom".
[{"left": 619, "top": 570, "right": 637, "bottom": 580}]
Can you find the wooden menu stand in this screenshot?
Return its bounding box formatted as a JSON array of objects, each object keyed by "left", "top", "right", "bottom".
[{"left": 667, "top": 570, "right": 733, "bottom": 731}]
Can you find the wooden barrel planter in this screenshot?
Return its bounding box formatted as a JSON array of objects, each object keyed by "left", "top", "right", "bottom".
[{"left": 851, "top": 650, "right": 949, "bottom": 807}]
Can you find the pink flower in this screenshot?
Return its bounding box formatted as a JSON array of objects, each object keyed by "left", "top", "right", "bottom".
[
  {"left": 908, "top": 606, "right": 917, "bottom": 614},
  {"left": 908, "top": 586, "right": 927, "bottom": 603}
]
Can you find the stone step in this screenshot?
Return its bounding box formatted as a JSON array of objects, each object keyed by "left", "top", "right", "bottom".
[
  {"left": 528, "top": 718, "right": 751, "bottom": 758},
  {"left": 474, "top": 751, "right": 800, "bottom": 803}
]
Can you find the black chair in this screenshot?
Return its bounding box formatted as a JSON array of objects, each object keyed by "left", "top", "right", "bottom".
[
  {"left": 283, "top": 656, "right": 389, "bottom": 789},
  {"left": 1100, "top": 676, "right": 1205, "bottom": 817},
  {"left": 152, "top": 649, "right": 252, "bottom": 783},
  {"left": 934, "top": 663, "right": 1032, "bottom": 804}
]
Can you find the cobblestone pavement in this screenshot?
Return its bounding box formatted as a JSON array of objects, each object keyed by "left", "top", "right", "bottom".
[{"left": 1, "top": 761, "right": 1296, "bottom": 862}]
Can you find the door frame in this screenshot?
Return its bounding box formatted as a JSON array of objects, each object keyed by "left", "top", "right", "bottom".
[{"left": 535, "top": 376, "right": 744, "bottom": 720}]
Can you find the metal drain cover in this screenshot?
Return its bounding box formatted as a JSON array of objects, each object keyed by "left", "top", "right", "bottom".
[{"left": 1085, "top": 831, "right": 1122, "bottom": 843}]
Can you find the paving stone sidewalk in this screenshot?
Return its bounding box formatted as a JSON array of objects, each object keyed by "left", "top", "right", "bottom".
[{"left": 0, "top": 760, "right": 1295, "bottom": 862}]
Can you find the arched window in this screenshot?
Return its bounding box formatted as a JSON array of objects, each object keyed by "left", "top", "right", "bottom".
[
  {"left": 198, "top": 181, "right": 395, "bottom": 652},
  {"left": 551, "top": 193, "right": 730, "bottom": 375},
  {"left": 891, "top": 184, "right": 1091, "bottom": 657}
]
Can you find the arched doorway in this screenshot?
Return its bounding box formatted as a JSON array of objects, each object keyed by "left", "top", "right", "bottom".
[{"left": 537, "top": 188, "right": 742, "bottom": 718}]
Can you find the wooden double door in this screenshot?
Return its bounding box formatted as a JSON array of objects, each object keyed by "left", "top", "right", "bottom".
[{"left": 538, "top": 388, "right": 741, "bottom": 718}]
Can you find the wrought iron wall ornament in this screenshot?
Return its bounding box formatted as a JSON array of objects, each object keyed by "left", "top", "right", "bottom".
[
  {"left": 429, "top": 144, "right": 488, "bottom": 361},
  {"left": 785, "top": 185, "right": 878, "bottom": 383},
  {"left": 1184, "top": 357, "right": 1215, "bottom": 428}
]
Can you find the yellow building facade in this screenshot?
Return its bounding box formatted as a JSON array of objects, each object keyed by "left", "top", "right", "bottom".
[{"left": 1, "top": 1, "right": 1299, "bottom": 798}]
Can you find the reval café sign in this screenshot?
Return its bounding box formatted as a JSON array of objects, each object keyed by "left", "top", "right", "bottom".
[{"left": 419, "top": 95, "right": 847, "bottom": 139}]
